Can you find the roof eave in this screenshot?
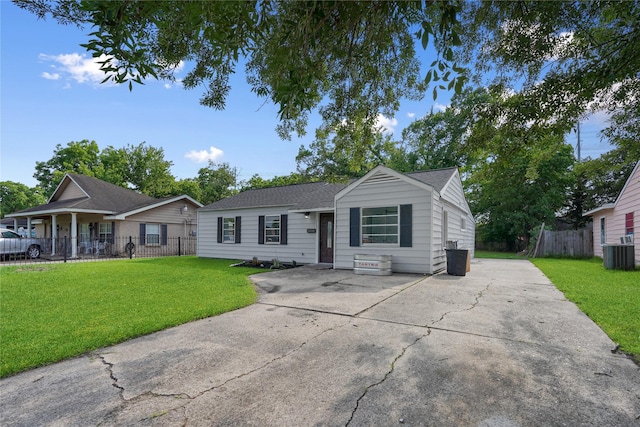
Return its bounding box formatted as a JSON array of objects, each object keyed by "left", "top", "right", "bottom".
[
  {"left": 5, "top": 208, "right": 115, "bottom": 217},
  {"left": 289, "top": 207, "right": 335, "bottom": 213},
  {"left": 198, "top": 203, "right": 295, "bottom": 212},
  {"left": 109, "top": 195, "right": 204, "bottom": 219},
  {"left": 583, "top": 204, "right": 615, "bottom": 217}
]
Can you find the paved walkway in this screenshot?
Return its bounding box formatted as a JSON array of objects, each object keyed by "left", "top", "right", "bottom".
[{"left": 1, "top": 259, "right": 639, "bottom": 426}]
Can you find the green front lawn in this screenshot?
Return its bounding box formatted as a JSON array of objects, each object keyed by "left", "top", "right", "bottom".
[
  {"left": 530, "top": 258, "right": 640, "bottom": 359},
  {"left": 475, "top": 250, "right": 527, "bottom": 260},
  {"left": 0, "top": 257, "right": 262, "bottom": 377}
]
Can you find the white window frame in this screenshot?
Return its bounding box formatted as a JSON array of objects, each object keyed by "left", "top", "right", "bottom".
[
  {"left": 625, "top": 212, "right": 634, "bottom": 236},
  {"left": 442, "top": 209, "right": 449, "bottom": 248},
  {"left": 223, "top": 217, "right": 235, "bottom": 243},
  {"left": 361, "top": 206, "right": 399, "bottom": 245},
  {"left": 461, "top": 216, "right": 466, "bottom": 231},
  {"left": 145, "top": 223, "right": 160, "bottom": 246},
  {"left": 265, "top": 215, "right": 281, "bottom": 244},
  {"left": 79, "top": 224, "right": 91, "bottom": 243},
  {"left": 99, "top": 223, "right": 112, "bottom": 242}
]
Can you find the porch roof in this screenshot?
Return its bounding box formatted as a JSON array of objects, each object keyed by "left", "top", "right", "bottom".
[{"left": 6, "top": 174, "right": 162, "bottom": 218}]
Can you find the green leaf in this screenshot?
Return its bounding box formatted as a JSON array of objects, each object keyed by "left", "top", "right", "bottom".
[{"left": 425, "top": 70, "right": 432, "bottom": 85}]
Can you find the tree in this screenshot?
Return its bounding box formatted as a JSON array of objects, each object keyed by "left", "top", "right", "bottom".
[
  {"left": 457, "top": 1, "right": 640, "bottom": 139},
  {"left": 171, "top": 179, "right": 202, "bottom": 204},
  {"left": 17, "top": 2, "right": 640, "bottom": 174},
  {"left": 0, "top": 181, "right": 46, "bottom": 217},
  {"left": 196, "top": 162, "right": 238, "bottom": 205},
  {"left": 33, "top": 140, "right": 178, "bottom": 198},
  {"left": 34, "top": 140, "right": 102, "bottom": 197},
  {"left": 296, "top": 128, "right": 398, "bottom": 181},
  {"left": 468, "top": 131, "right": 575, "bottom": 250},
  {"left": 240, "top": 172, "right": 315, "bottom": 192},
  {"left": 123, "top": 142, "right": 176, "bottom": 198},
  {"left": 390, "top": 87, "right": 489, "bottom": 173},
  {"left": 16, "top": 0, "right": 466, "bottom": 170},
  {"left": 95, "top": 145, "right": 129, "bottom": 188}
]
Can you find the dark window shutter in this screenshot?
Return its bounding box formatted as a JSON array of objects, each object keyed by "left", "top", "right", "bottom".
[
  {"left": 161, "top": 224, "right": 168, "bottom": 245},
  {"left": 400, "top": 204, "right": 412, "bottom": 247},
  {"left": 217, "top": 217, "right": 223, "bottom": 243},
  {"left": 140, "top": 223, "right": 146, "bottom": 246},
  {"left": 235, "top": 216, "right": 241, "bottom": 244},
  {"left": 258, "top": 216, "right": 265, "bottom": 244},
  {"left": 110, "top": 221, "right": 115, "bottom": 243},
  {"left": 350, "top": 208, "right": 360, "bottom": 247},
  {"left": 280, "top": 214, "right": 288, "bottom": 245}
]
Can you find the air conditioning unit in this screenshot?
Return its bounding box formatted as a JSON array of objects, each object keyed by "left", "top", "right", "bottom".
[{"left": 603, "top": 244, "right": 635, "bottom": 270}]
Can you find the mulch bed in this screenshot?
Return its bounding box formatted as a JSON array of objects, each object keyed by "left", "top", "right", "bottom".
[{"left": 231, "top": 260, "right": 297, "bottom": 269}]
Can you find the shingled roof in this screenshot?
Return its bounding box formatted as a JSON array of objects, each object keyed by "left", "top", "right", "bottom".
[
  {"left": 200, "top": 166, "right": 458, "bottom": 211},
  {"left": 201, "top": 181, "right": 349, "bottom": 211},
  {"left": 11, "top": 174, "right": 162, "bottom": 216},
  {"left": 405, "top": 167, "right": 457, "bottom": 193}
]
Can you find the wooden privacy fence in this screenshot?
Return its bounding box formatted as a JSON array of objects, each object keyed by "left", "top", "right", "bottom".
[{"left": 532, "top": 228, "right": 593, "bottom": 258}]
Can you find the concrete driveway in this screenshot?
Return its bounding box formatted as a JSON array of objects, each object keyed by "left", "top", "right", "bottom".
[{"left": 1, "top": 259, "right": 639, "bottom": 426}]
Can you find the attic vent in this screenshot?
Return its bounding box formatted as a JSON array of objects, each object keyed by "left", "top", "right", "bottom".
[{"left": 361, "top": 173, "right": 401, "bottom": 186}]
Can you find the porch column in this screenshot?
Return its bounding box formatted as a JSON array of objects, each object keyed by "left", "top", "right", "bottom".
[
  {"left": 51, "top": 214, "right": 57, "bottom": 255},
  {"left": 26, "top": 217, "right": 32, "bottom": 237},
  {"left": 71, "top": 212, "right": 78, "bottom": 258},
  {"left": 13, "top": 218, "right": 18, "bottom": 230}
]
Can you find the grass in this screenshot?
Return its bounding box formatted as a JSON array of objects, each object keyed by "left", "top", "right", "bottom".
[
  {"left": 475, "top": 250, "right": 528, "bottom": 260},
  {"left": 530, "top": 257, "right": 640, "bottom": 359},
  {"left": 0, "top": 257, "right": 263, "bottom": 377}
]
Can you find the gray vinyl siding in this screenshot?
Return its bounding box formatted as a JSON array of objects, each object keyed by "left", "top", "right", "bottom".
[
  {"left": 197, "top": 206, "right": 318, "bottom": 264},
  {"left": 335, "top": 178, "right": 433, "bottom": 274},
  {"left": 440, "top": 171, "right": 476, "bottom": 258},
  {"left": 432, "top": 196, "right": 446, "bottom": 273}
]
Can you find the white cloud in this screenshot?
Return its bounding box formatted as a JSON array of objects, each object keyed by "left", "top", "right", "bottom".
[
  {"left": 164, "top": 78, "right": 184, "bottom": 90},
  {"left": 38, "top": 52, "right": 117, "bottom": 86},
  {"left": 185, "top": 146, "right": 224, "bottom": 163},
  {"left": 434, "top": 103, "right": 448, "bottom": 112},
  {"left": 407, "top": 112, "right": 416, "bottom": 118},
  {"left": 375, "top": 114, "right": 398, "bottom": 135},
  {"left": 173, "top": 61, "right": 185, "bottom": 72},
  {"left": 41, "top": 71, "right": 60, "bottom": 80}
]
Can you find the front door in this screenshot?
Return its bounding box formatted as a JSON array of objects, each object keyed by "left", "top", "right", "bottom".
[{"left": 319, "top": 213, "right": 334, "bottom": 263}]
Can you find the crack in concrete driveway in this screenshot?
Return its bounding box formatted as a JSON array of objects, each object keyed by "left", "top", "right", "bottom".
[
  {"left": 2, "top": 260, "right": 639, "bottom": 426},
  {"left": 345, "top": 333, "right": 429, "bottom": 426}
]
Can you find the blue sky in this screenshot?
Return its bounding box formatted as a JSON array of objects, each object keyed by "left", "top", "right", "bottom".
[{"left": 1, "top": 2, "right": 612, "bottom": 188}]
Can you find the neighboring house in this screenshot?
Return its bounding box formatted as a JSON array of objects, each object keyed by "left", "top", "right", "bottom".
[
  {"left": 197, "top": 165, "right": 475, "bottom": 274},
  {"left": 584, "top": 161, "right": 640, "bottom": 264},
  {"left": 5, "top": 174, "right": 202, "bottom": 258}
]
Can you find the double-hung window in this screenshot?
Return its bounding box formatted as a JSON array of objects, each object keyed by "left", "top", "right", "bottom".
[
  {"left": 223, "top": 218, "right": 235, "bottom": 243},
  {"left": 361, "top": 206, "right": 398, "bottom": 245},
  {"left": 600, "top": 217, "right": 606, "bottom": 245},
  {"left": 99, "top": 223, "right": 112, "bottom": 242},
  {"left": 625, "top": 213, "right": 634, "bottom": 236},
  {"left": 265, "top": 215, "right": 281, "bottom": 244},
  {"left": 79, "top": 224, "right": 90, "bottom": 244},
  {"left": 145, "top": 224, "right": 160, "bottom": 245}
]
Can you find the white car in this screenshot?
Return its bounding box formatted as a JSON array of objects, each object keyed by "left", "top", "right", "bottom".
[{"left": 0, "top": 228, "right": 41, "bottom": 260}]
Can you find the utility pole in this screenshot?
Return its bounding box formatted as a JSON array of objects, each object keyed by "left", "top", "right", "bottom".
[{"left": 576, "top": 121, "right": 581, "bottom": 162}]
